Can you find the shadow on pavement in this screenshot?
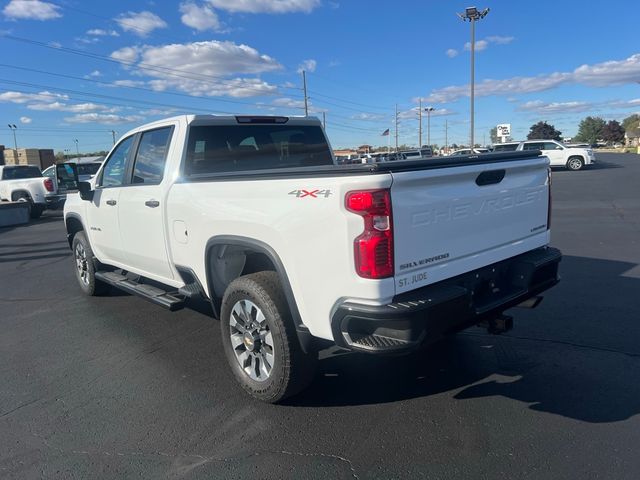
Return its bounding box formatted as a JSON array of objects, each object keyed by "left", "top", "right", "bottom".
[{"left": 285, "top": 255, "right": 640, "bottom": 423}]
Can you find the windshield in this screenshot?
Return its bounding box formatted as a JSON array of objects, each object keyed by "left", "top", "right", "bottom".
[
  {"left": 185, "top": 124, "right": 333, "bottom": 175},
  {"left": 1, "top": 166, "right": 42, "bottom": 180}
]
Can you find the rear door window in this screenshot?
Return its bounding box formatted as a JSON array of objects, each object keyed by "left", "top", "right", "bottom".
[
  {"left": 184, "top": 124, "right": 333, "bottom": 175},
  {"left": 131, "top": 127, "right": 173, "bottom": 184}
]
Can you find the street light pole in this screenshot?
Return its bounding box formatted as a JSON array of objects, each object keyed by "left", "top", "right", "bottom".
[
  {"left": 7, "top": 124, "right": 17, "bottom": 150},
  {"left": 457, "top": 6, "right": 489, "bottom": 149},
  {"left": 424, "top": 106, "right": 435, "bottom": 147},
  {"left": 74, "top": 139, "right": 79, "bottom": 156},
  {"left": 418, "top": 98, "right": 423, "bottom": 148}
]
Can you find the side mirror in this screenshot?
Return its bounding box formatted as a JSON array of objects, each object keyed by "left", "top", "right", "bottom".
[
  {"left": 78, "top": 181, "right": 94, "bottom": 201},
  {"left": 55, "top": 163, "right": 79, "bottom": 192}
]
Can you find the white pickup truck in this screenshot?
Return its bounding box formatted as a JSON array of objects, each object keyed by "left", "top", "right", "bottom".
[
  {"left": 60, "top": 115, "right": 561, "bottom": 403},
  {"left": 0, "top": 164, "right": 65, "bottom": 218}
]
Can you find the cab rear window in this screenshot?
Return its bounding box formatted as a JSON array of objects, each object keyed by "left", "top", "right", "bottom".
[
  {"left": 184, "top": 125, "right": 333, "bottom": 175},
  {"left": 1, "top": 166, "right": 42, "bottom": 180}
]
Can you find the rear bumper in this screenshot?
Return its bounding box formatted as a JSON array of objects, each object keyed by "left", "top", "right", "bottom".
[
  {"left": 44, "top": 193, "right": 66, "bottom": 210},
  {"left": 331, "top": 246, "right": 562, "bottom": 354}
]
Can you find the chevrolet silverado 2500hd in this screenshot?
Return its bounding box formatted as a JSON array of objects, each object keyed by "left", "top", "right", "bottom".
[{"left": 60, "top": 115, "right": 561, "bottom": 403}]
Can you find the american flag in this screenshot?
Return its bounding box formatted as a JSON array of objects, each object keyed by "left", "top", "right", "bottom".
[{"left": 381, "top": 128, "right": 390, "bottom": 136}]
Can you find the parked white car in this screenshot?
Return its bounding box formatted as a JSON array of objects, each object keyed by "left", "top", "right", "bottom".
[
  {"left": 60, "top": 114, "right": 561, "bottom": 403},
  {"left": 517, "top": 140, "right": 595, "bottom": 171}
]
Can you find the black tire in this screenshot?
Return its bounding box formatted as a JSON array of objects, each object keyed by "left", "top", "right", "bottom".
[
  {"left": 14, "top": 194, "right": 32, "bottom": 217},
  {"left": 71, "top": 231, "right": 109, "bottom": 296},
  {"left": 220, "top": 271, "right": 317, "bottom": 403},
  {"left": 566, "top": 156, "right": 584, "bottom": 171},
  {"left": 29, "top": 204, "right": 44, "bottom": 219}
]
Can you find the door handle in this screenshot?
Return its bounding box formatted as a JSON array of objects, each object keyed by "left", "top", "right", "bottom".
[
  {"left": 106, "top": 199, "right": 117, "bottom": 206},
  {"left": 145, "top": 200, "right": 160, "bottom": 208}
]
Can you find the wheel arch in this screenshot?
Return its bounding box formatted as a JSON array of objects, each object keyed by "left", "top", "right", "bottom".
[
  {"left": 11, "top": 189, "right": 32, "bottom": 201},
  {"left": 65, "top": 213, "right": 86, "bottom": 249},
  {"left": 204, "top": 235, "right": 314, "bottom": 352}
]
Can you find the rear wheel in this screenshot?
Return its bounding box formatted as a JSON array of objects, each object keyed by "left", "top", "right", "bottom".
[
  {"left": 220, "top": 271, "right": 317, "bottom": 403},
  {"left": 72, "top": 231, "right": 108, "bottom": 296},
  {"left": 14, "top": 194, "right": 32, "bottom": 217},
  {"left": 29, "top": 204, "right": 44, "bottom": 219},
  {"left": 566, "top": 156, "right": 584, "bottom": 171}
]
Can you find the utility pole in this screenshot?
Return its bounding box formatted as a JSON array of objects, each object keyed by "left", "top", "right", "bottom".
[
  {"left": 418, "top": 98, "right": 423, "bottom": 148},
  {"left": 457, "top": 6, "right": 489, "bottom": 150},
  {"left": 302, "top": 70, "right": 309, "bottom": 117},
  {"left": 394, "top": 104, "right": 399, "bottom": 152},
  {"left": 322, "top": 111, "right": 326, "bottom": 130},
  {"left": 110, "top": 129, "right": 116, "bottom": 145},
  {"left": 445, "top": 119, "right": 449, "bottom": 154},
  {"left": 74, "top": 139, "right": 79, "bottom": 156}
]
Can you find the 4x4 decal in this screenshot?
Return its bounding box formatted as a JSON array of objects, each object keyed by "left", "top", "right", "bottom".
[{"left": 288, "top": 189, "right": 332, "bottom": 198}]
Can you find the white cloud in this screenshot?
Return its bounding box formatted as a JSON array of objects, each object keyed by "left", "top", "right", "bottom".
[
  {"left": 518, "top": 100, "right": 593, "bottom": 114},
  {"left": 399, "top": 106, "right": 455, "bottom": 120},
  {"left": 180, "top": 2, "right": 221, "bottom": 31},
  {"left": 351, "top": 113, "right": 385, "bottom": 121},
  {"left": 272, "top": 97, "right": 305, "bottom": 108},
  {"left": 573, "top": 54, "right": 640, "bottom": 87},
  {"left": 110, "top": 79, "right": 146, "bottom": 88},
  {"left": 424, "top": 53, "right": 640, "bottom": 104},
  {"left": 0, "top": 90, "right": 68, "bottom": 104},
  {"left": 485, "top": 35, "right": 514, "bottom": 45},
  {"left": 110, "top": 46, "right": 141, "bottom": 64},
  {"left": 207, "top": 0, "right": 321, "bottom": 13},
  {"left": 29, "top": 102, "right": 112, "bottom": 113},
  {"left": 297, "top": 59, "right": 316, "bottom": 73},
  {"left": 86, "top": 28, "right": 120, "bottom": 37},
  {"left": 446, "top": 49, "right": 458, "bottom": 58},
  {"left": 65, "top": 113, "right": 144, "bottom": 125},
  {"left": 85, "top": 70, "right": 102, "bottom": 78},
  {"left": 115, "top": 11, "right": 167, "bottom": 37},
  {"left": 111, "top": 40, "right": 282, "bottom": 97},
  {"left": 3, "top": 0, "right": 61, "bottom": 20},
  {"left": 19, "top": 116, "right": 31, "bottom": 124},
  {"left": 464, "top": 40, "right": 488, "bottom": 52}
]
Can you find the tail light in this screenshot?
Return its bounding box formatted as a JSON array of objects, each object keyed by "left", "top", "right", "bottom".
[
  {"left": 547, "top": 167, "right": 552, "bottom": 229},
  {"left": 43, "top": 177, "right": 54, "bottom": 192},
  {"left": 346, "top": 189, "right": 393, "bottom": 279}
]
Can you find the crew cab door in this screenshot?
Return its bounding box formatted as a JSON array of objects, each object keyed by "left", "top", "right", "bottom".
[
  {"left": 118, "top": 126, "right": 174, "bottom": 281},
  {"left": 87, "top": 135, "right": 135, "bottom": 265}
]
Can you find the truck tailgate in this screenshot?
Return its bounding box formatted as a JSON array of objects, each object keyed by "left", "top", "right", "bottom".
[{"left": 391, "top": 156, "right": 550, "bottom": 294}]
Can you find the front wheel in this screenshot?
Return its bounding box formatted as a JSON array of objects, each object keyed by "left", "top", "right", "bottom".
[
  {"left": 72, "top": 231, "right": 109, "bottom": 296},
  {"left": 566, "top": 157, "right": 584, "bottom": 171},
  {"left": 220, "top": 271, "right": 317, "bottom": 403}
]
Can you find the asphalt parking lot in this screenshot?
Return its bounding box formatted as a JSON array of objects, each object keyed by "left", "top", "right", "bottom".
[{"left": 2, "top": 152, "right": 640, "bottom": 479}]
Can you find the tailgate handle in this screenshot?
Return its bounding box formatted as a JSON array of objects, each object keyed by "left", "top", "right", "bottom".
[{"left": 476, "top": 169, "right": 505, "bottom": 186}]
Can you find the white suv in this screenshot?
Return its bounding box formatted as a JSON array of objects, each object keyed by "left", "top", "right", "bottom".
[{"left": 517, "top": 140, "right": 595, "bottom": 171}]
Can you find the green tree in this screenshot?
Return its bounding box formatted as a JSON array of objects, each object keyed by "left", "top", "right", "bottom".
[
  {"left": 575, "top": 116, "right": 606, "bottom": 144},
  {"left": 490, "top": 127, "right": 498, "bottom": 144},
  {"left": 601, "top": 120, "right": 625, "bottom": 144},
  {"left": 527, "top": 121, "right": 562, "bottom": 141},
  {"left": 622, "top": 114, "right": 640, "bottom": 132}
]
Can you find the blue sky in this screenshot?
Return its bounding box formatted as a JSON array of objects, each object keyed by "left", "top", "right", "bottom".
[{"left": 0, "top": 0, "right": 639, "bottom": 153}]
